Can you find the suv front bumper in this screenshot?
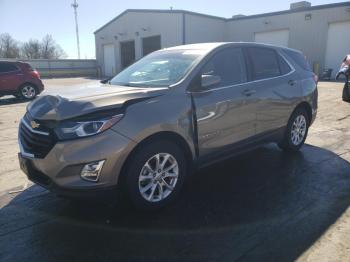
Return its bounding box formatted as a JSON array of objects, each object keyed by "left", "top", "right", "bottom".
[{"left": 18, "top": 129, "right": 136, "bottom": 197}]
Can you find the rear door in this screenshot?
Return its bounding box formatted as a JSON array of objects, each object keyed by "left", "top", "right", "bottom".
[
  {"left": 245, "top": 47, "right": 299, "bottom": 134},
  {"left": 191, "top": 47, "right": 256, "bottom": 158},
  {"left": 0, "top": 62, "right": 22, "bottom": 93}
]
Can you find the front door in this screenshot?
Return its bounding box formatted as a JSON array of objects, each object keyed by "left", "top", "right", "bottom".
[{"left": 191, "top": 47, "right": 257, "bottom": 158}]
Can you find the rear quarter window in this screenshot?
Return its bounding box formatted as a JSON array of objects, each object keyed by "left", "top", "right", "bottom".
[
  {"left": 284, "top": 49, "right": 311, "bottom": 71},
  {"left": 278, "top": 54, "right": 292, "bottom": 75}
]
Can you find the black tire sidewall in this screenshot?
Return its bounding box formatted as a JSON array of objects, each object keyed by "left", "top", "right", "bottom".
[
  {"left": 281, "top": 108, "right": 310, "bottom": 151},
  {"left": 124, "top": 140, "right": 187, "bottom": 210}
]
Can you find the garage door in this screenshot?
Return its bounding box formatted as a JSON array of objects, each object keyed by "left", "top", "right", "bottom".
[
  {"left": 142, "top": 35, "right": 161, "bottom": 56},
  {"left": 103, "top": 44, "right": 116, "bottom": 77},
  {"left": 120, "top": 41, "right": 135, "bottom": 69},
  {"left": 325, "top": 21, "right": 350, "bottom": 78},
  {"left": 254, "top": 30, "right": 289, "bottom": 47}
]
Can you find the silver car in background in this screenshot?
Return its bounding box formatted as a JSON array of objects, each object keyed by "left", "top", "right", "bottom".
[{"left": 18, "top": 43, "right": 318, "bottom": 209}]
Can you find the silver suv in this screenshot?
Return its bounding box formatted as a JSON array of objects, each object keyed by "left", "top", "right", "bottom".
[{"left": 18, "top": 43, "right": 318, "bottom": 209}]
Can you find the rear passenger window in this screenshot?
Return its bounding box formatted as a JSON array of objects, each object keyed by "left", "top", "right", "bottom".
[
  {"left": 0, "top": 63, "right": 18, "bottom": 73},
  {"left": 284, "top": 50, "right": 311, "bottom": 71},
  {"left": 247, "top": 47, "right": 281, "bottom": 80},
  {"left": 278, "top": 55, "right": 292, "bottom": 75},
  {"left": 201, "top": 48, "right": 247, "bottom": 89}
]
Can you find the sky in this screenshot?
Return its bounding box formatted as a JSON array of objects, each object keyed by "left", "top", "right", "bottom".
[{"left": 0, "top": 0, "right": 345, "bottom": 59}]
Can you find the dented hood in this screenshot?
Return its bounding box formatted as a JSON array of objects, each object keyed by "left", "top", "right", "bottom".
[{"left": 27, "top": 84, "right": 168, "bottom": 121}]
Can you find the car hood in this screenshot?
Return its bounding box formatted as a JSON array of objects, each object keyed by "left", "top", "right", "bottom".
[{"left": 27, "top": 84, "right": 168, "bottom": 121}]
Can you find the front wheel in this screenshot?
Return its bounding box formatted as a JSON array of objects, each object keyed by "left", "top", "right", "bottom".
[
  {"left": 278, "top": 108, "right": 310, "bottom": 152},
  {"left": 19, "top": 84, "right": 37, "bottom": 100},
  {"left": 123, "top": 140, "right": 187, "bottom": 210}
]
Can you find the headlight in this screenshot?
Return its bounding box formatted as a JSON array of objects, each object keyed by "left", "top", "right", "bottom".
[{"left": 55, "top": 114, "right": 123, "bottom": 140}]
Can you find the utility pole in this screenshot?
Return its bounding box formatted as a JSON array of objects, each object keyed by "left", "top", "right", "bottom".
[{"left": 71, "top": 0, "right": 81, "bottom": 59}]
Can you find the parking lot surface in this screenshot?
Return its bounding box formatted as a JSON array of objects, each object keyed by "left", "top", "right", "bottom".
[{"left": 1, "top": 78, "right": 350, "bottom": 261}]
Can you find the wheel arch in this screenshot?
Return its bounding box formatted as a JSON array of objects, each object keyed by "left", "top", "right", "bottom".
[
  {"left": 118, "top": 131, "right": 195, "bottom": 186},
  {"left": 293, "top": 101, "right": 312, "bottom": 123},
  {"left": 17, "top": 82, "right": 38, "bottom": 92}
]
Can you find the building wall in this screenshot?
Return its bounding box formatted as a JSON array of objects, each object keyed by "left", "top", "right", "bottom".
[
  {"left": 95, "top": 11, "right": 183, "bottom": 75},
  {"left": 95, "top": 4, "right": 350, "bottom": 76},
  {"left": 184, "top": 14, "right": 226, "bottom": 44},
  {"left": 226, "top": 5, "right": 350, "bottom": 73}
]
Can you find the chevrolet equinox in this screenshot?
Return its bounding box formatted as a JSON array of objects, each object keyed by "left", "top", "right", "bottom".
[{"left": 18, "top": 43, "right": 318, "bottom": 209}]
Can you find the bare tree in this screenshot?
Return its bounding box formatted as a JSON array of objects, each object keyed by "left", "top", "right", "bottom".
[
  {"left": 40, "top": 35, "right": 66, "bottom": 59},
  {"left": 0, "top": 33, "right": 20, "bottom": 58},
  {"left": 21, "top": 39, "right": 41, "bottom": 59},
  {"left": 0, "top": 33, "right": 67, "bottom": 59}
]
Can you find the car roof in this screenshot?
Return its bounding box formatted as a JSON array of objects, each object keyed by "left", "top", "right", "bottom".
[{"left": 161, "top": 42, "right": 302, "bottom": 54}]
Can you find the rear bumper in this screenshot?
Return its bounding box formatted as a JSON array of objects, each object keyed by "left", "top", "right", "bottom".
[{"left": 35, "top": 79, "right": 44, "bottom": 93}]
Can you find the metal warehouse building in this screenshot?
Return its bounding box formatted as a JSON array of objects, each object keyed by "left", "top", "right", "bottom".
[{"left": 95, "top": 1, "right": 350, "bottom": 77}]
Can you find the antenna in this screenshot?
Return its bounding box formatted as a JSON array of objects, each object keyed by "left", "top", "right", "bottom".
[{"left": 71, "top": 0, "right": 81, "bottom": 59}]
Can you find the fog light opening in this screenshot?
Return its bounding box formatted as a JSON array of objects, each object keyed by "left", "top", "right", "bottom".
[{"left": 81, "top": 160, "right": 105, "bottom": 182}]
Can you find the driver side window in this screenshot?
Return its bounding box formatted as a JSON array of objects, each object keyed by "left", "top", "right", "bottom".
[{"left": 201, "top": 48, "right": 247, "bottom": 89}]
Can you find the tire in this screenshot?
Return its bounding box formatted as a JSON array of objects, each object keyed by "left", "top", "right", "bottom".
[
  {"left": 123, "top": 140, "right": 187, "bottom": 210},
  {"left": 278, "top": 107, "right": 310, "bottom": 152},
  {"left": 19, "top": 84, "right": 37, "bottom": 100}
]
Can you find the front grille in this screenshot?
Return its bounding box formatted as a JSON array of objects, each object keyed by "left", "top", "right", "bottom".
[{"left": 19, "top": 115, "right": 56, "bottom": 158}]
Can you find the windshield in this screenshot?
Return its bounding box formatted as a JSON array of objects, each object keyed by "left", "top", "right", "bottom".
[{"left": 110, "top": 50, "right": 203, "bottom": 87}]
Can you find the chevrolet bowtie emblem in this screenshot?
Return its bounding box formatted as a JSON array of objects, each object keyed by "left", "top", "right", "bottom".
[{"left": 30, "top": 120, "right": 40, "bottom": 129}]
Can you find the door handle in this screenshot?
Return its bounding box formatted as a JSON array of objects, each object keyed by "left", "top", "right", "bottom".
[
  {"left": 242, "top": 89, "right": 256, "bottom": 96},
  {"left": 288, "top": 80, "right": 297, "bottom": 86}
]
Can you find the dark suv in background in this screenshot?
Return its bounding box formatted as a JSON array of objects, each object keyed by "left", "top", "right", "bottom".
[{"left": 0, "top": 61, "right": 44, "bottom": 100}]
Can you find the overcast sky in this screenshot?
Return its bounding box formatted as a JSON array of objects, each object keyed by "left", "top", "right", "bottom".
[{"left": 0, "top": 0, "right": 344, "bottom": 59}]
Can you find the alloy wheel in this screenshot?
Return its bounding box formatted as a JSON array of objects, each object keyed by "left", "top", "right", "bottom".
[
  {"left": 21, "top": 86, "right": 36, "bottom": 99},
  {"left": 291, "top": 115, "right": 307, "bottom": 146},
  {"left": 138, "top": 153, "right": 179, "bottom": 203}
]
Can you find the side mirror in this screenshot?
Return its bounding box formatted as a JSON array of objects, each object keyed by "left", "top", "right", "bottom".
[
  {"left": 201, "top": 74, "right": 221, "bottom": 90},
  {"left": 100, "top": 78, "right": 112, "bottom": 84}
]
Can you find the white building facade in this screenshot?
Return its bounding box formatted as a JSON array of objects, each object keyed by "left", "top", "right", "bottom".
[{"left": 95, "top": 2, "right": 350, "bottom": 77}]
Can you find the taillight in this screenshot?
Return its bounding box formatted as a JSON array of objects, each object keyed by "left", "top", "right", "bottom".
[{"left": 30, "top": 70, "right": 40, "bottom": 79}]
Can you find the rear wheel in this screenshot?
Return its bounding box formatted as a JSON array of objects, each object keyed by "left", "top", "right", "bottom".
[
  {"left": 19, "top": 84, "right": 37, "bottom": 100},
  {"left": 278, "top": 107, "right": 309, "bottom": 152},
  {"left": 123, "top": 140, "right": 187, "bottom": 210}
]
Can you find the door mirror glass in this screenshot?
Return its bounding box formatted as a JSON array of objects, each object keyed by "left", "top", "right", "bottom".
[{"left": 201, "top": 74, "right": 221, "bottom": 89}]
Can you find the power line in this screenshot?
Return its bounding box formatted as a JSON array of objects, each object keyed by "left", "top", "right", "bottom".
[{"left": 71, "top": 0, "right": 81, "bottom": 59}]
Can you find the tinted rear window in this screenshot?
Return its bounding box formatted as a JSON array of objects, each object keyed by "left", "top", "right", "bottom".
[
  {"left": 0, "top": 63, "right": 18, "bottom": 73},
  {"left": 247, "top": 47, "right": 281, "bottom": 80},
  {"left": 284, "top": 50, "right": 311, "bottom": 71}
]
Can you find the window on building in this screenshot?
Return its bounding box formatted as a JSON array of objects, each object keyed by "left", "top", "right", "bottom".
[
  {"left": 142, "top": 35, "right": 161, "bottom": 56},
  {"left": 247, "top": 47, "right": 281, "bottom": 80}
]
